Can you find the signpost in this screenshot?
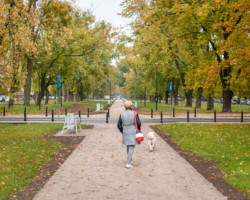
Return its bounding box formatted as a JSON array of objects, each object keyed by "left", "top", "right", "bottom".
[
  {"left": 169, "top": 81, "right": 173, "bottom": 117},
  {"left": 57, "top": 75, "right": 61, "bottom": 121}
]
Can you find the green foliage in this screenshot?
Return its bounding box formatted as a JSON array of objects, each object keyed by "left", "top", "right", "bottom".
[
  {"left": 0, "top": 0, "right": 116, "bottom": 107},
  {"left": 0, "top": 123, "right": 63, "bottom": 200},
  {"left": 137, "top": 101, "right": 250, "bottom": 113},
  {"left": 119, "top": 0, "right": 249, "bottom": 111},
  {"left": 0, "top": 100, "right": 109, "bottom": 115},
  {"left": 156, "top": 124, "right": 250, "bottom": 193}
]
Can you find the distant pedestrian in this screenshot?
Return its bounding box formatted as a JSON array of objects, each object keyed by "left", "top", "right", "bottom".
[{"left": 117, "top": 101, "right": 141, "bottom": 168}]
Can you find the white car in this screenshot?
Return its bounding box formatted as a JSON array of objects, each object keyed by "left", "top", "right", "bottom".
[{"left": 0, "top": 97, "right": 5, "bottom": 102}]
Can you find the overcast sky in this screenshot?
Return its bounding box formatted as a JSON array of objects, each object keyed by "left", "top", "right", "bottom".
[{"left": 75, "top": 0, "right": 131, "bottom": 29}]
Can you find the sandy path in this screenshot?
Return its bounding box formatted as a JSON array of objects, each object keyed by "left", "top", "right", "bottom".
[{"left": 33, "top": 100, "right": 226, "bottom": 200}]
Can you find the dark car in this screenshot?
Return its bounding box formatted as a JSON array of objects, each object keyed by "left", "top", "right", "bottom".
[
  {"left": 231, "top": 99, "right": 237, "bottom": 105},
  {"left": 214, "top": 99, "right": 220, "bottom": 103},
  {"left": 201, "top": 97, "right": 207, "bottom": 102}
]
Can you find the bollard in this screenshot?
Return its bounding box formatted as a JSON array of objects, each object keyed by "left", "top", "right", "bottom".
[
  {"left": 151, "top": 108, "right": 153, "bottom": 118},
  {"left": 214, "top": 110, "right": 216, "bottom": 122},
  {"left": 241, "top": 110, "right": 243, "bottom": 123},
  {"left": 106, "top": 112, "right": 108, "bottom": 123},
  {"left": 173, "top": 108, "right": 175, "bottom": 118},
  {"left": 46, "top": 107, "right": 48, "bottom": 117},
  {"left": 108, "top": 109, "right": 110, "bottom": 117},
  {"left": 87, "top": 108, "right": 89, "bottom": 118},
  {"left": 161, "top": 111, "right": 163, "bottom": 123},
  {"left": 79, "top": 111, "right": 81, "bottom": 123},
  {"left": 187, "top": 110, "right": 189, "bottom": 122},
  {"left": 52, "top": 110, "right": 54, "bottom": 122},
  {"left": 24, "top": 107, "right": 26, "bottom": 121},
  {"left": 65, "top": 108, "right": 67, "bottom": 115},
  {"left": 194, "top": 108, "right": 196, "bottom": 118},
  {"left": 3, "top": 106, "right": 5, "bottom": 116}
]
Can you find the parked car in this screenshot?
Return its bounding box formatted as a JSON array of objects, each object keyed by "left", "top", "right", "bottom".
[
  {"left": 231, "top": 99, "right": 237, "bottom": 105},
  {"left": 214, "top": 98, "right": 221, "bottom": 103},
  {"left": 240, "top": 98, "right": 247, "bottom": 104},
  {"left": 5, "top": 97, "right": 9, "bottom": 101},
  {"left": 201, "top": 97, "right": 207, "bottom": 102},
  {"left": 0, "top": 97, "right": 5, "bottom": 102},
  {"left": 247, "top": 100, "right": 250, "bottom": 106}
]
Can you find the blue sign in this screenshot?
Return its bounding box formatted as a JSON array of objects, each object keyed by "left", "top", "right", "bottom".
[
  {"left": 57, "top": 75, "right": 61, "bottom": 89},
  {"left": 169, "top": 81, "right": 173, "bottom": 92}
]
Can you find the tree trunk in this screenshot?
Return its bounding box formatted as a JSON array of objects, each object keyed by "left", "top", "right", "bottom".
[
  {"left": 45, "top": 89, "right": 49, "bottom": 105},
  {"left": 24, "top": 58, "right": 33, "bottom": 106},
  {"left": 158, "top": 95, "right": 162, "bottom": 103},
  {"left": 165, "top": 90, "right": 169, "bottom": 104},
  {"left": 195, "top": 87, "right": 203, "bottom": 109},
  {"left": 207, "top": 94, "right": 214, "bottom": 110},
  {"left": 68, "top": 91, "right": 73, "bottom": 102},
  {"left": 222, "top": 89, "right": 233, "bottom": 112},
  {"left": 173, "top": 80, "right": 180, "bottom": 106},
  {"left": 64, "top": 88, "right": 67, "bottom": 102},
  {"left": 36, "top": 74, "right": 46, "bottom": 106},
  {"left": 8, "top": 98, "right": 14, "bottom": 109},
  {"left": 185, "top": 90, "right": 193, "bottom": 107}
]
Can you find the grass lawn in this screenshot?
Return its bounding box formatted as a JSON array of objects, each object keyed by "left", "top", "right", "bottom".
[
  {"left": 136, "top": 101, "right": 250, "bottom": 113},
  {"left": 0, "top": 123, "right": 64, "bottom": 200},
  {"left": 156, "top": 123, "right": 250, "bottom": 194},
  {"left": 0, "top": 100, "right": 110, "bottom": 115},
  {"left": 83, "top": 100, "right": 109, "bottom": 109}
]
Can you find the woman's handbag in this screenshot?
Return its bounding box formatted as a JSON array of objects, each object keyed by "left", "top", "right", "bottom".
[{"left": 134, "top": 112, "right": 144, "bottom": 142}]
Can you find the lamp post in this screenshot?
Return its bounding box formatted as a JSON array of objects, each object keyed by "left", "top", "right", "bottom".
[
  {"left": 107, "top": 79, "right": 111, "bottom": 103},
  {"left": 109, "top": 81, "right": 111, "bottom": 103},
  {"left": 36, "top": 62, "right": 42, "bottom": 109},
  {"left": 143, "top": 72, "right": 147, "bottom": 107},
  {"left": 155, "top": 63, "right": 159, "bottom": 111}
]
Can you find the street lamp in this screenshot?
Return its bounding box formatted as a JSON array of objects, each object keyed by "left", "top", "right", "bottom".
[
  {"left": 109, "top": 81, "right": 111, "bottom": 103},
  {"left": 143, "top": 72, "right": 147, "bottom": 107},
  {"left": 155, "top": 63, "right": 159, "bottom": 111},
  {"left": 107, "top": 79, "right": 111, "bottom": 103},
  {"left": 36, "top": 62, "right": 42, "bottom": 109}
]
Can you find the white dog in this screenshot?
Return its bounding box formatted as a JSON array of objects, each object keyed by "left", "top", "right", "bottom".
[{"left": 147, "top": 132, "right": 156, "bottom": 151}]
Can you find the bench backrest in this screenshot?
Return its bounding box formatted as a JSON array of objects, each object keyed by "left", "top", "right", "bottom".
[{"left": 65, "top": 113, "right": 75, "bottom": 125}]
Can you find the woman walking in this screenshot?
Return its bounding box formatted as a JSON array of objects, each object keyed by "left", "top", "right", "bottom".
[{"left": 117, "top": 101, "right": 141, "bottom": 168}]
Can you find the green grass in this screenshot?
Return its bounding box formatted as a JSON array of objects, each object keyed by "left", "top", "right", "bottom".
[
  {"left": 0, "top": 101, "right": 76, "bottom": 115},
  {"left": 0, "top": 100, "right": 110, "bottom": 115},
  {"left": 0, "top": 123, "right": 64, "bottom": 200},
  {"left": 136, "top": 101, "right": 250, "bottom": 113},
  {"left": 156, "top": 124, "right": 250, "bottom": 193},
  {"left": 83, "top": 100, "right": 109, "bottom": 109}
]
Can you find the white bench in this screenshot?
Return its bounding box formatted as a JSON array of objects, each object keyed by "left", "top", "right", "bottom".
[
  {"left": 96, "top": 104, "right": 103, "bottom": 111},
  {"left": 61, "top": 113, "right": 81, "bottom": 134}
]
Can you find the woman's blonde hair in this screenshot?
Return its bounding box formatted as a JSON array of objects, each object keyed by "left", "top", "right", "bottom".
[{"left": 124, "top": 101, "right": 133, "bottom": 109}]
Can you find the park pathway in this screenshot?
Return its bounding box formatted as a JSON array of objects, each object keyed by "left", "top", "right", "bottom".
[{"left": 34, "top": 100, "right": 226, "bottom": 200}]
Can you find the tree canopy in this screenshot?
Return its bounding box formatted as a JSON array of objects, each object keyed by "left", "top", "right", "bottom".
[
  {"left": 116, "top": 0, "right": 249, "bottom": 112},
  {"left": 0, "top": 0, "right": 116, "bottom": 107}
]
